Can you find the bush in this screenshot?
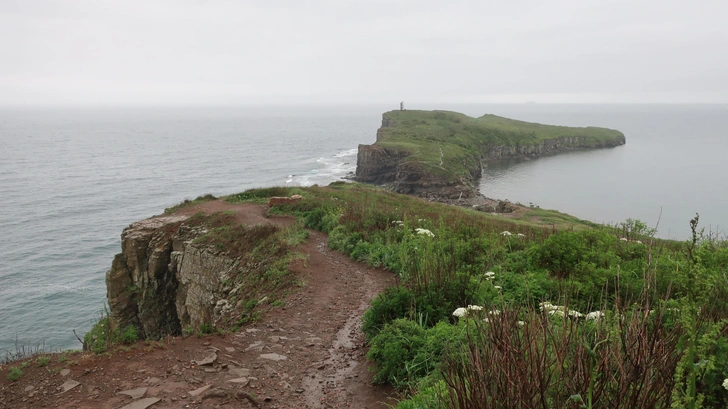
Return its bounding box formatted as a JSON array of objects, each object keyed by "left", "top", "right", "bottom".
[
  {"left": 35, "top": 355, "right": 51, "bottom": 367},
  {"left": 362, "top": 286, "right": 415, "bottom": 339},
  {"left": 7, "top": 366, "right": 22, "bottom": 381},
  {"left": 367, "top": 319, "right": 463, "bottom": 390},
  {"left": 302, "top": 207, "right": 340, "bottom": 233},
  {"left": 83, "top": 317, "right": 139, "bottom": 354},
  {"left": 84, "top": 317, "right": 112, "bottom": 354},
  {"left": 395, "top": 379, "right": 447, "bottom": 409},
  {"left": 117, "top": 324, "right": 138, "bottom": 344},
  {"left": 198, "top": 323, "right": 214, "bottom": 335}
]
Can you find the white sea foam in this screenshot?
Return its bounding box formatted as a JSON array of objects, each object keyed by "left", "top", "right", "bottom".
[{"left": 286, "top": 148, "right": 357, "bottom": 187}]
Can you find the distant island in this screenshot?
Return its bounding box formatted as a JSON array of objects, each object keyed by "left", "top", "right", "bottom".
[{"left": 355, "top": 110, "right": 626, "bottom": 199}]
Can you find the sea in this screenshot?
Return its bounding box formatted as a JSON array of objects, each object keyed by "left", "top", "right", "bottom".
[{"left": 1, "top": 103, "right": 726, "bottom": 354}]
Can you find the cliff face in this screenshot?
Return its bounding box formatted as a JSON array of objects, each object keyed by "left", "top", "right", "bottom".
[
  {"left": 482, "top": 135, "right": 626, "bottom": 160},
  {"left": 355, "top": 146, "right": 479, "bottom": 199},
  {"left": 106, "top": 216, "right": 236, "bottom": 338},
  {"left": 354, "top": 144, "right": 406, "bottom": 185}
]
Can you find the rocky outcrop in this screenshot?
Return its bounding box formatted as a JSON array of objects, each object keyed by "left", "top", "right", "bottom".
[
  {"left": 355, "top": 112, "right": 626, "bottom": 199},
  {"left": 106, "top": 216, "right": 237, "bottom": 338},
  {"left": 392, "top": 161, "right": 479, "bottom": 199},
  {"left": 355, "top": 146, "right": 479, "bottom": 199},
  {"left": 354, "top": 145, "right": 407, "bottom": 185}
]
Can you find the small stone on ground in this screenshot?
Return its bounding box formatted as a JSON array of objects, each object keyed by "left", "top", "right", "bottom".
[
  {"left": 59, "top": 379, "right": 80, "bottom": 392},
  {"left": 118, "top": 387, "right": 148, "bottom": 399},
  {"left": 118, "top": 397, "right": 161, "bottom": 409},
  {"left": 189, "top": 384, "right": 212, "bottom": 397}
]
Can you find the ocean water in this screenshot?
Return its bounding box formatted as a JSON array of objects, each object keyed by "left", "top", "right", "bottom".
[
  {"left": 1, "top": 103, "right": 726, "bottom": 353},
  {"left": 453, "top": 104, "right": 728, "bottom": 240},
  {"left": 0, "top": 105, "right": 387, "bottom": 353}
]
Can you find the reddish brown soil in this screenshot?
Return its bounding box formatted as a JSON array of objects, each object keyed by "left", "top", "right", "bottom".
[{"left": 0, "top": 200, "right": 398, "bottom": 409}]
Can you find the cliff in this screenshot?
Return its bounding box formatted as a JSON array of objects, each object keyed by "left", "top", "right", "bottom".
[
  {"left": 105, "top": 206, "right": 298, "bottom": 339},
  {"left": 355, "top": 110, "right": 626, "bottom": 199},
  {"left": 105, "top": 215, "right": 237, "bottom": 338}
]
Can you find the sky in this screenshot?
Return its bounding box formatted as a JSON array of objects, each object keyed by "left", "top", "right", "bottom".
[{"left": 2, "top": 0, "right": 727, "bottom": 106}]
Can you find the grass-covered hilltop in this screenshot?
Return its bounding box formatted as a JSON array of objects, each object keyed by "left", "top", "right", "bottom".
[{"left": 356, "top": 110, "right": 626, "bottom": 199}]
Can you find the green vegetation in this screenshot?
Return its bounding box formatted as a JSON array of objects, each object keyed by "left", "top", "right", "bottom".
[
  {"left": 83, "top": 309, "right": 139, "bottom": 354},
  {"left": 226, "top": 186, "right": 306, "bottom": 204},
  {"left": 163, "top": 193, "right": 217, "bottom": 213},
  {"left": 371, "top": 110, "right": 625, "bottom": 187},
  {"left": 74, "top": 181, "right": 726, "bottom": 408},
  {"left": 6, "top": 366, "right": 22, "bottom": 381},
  {"left": 197, "top": 323, "right": 214, "bottom": 335},
  {"left": 35, "top": 355, "right": 51, "bottom": 367},
  {"left": 243, "top": 183, "right": 728, "bottom": 409}
]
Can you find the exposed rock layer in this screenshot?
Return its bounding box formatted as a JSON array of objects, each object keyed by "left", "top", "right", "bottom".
[{"left": 106, "top": 216, "right": 236, "bottom": 338}]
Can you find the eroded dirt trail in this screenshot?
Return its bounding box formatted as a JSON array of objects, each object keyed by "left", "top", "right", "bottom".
[{"left": 0, "top": 201, "right": 397, "bottom": 409}]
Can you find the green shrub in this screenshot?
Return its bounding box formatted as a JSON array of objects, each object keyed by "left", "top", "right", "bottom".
[
  {"left": 83, "top": 316, "right": 139, "bottom": 354},
  {"left": 328, "top": 225, "right": 361, "bottom": 254},
  {"left": 362, "top": 286, "right": 415, "bottom": 339},
  {"left": 395, "top": 379, "right": 447, "bottom": 409},
  {"left": 198, "top": 323, "right": 214, "bottom": 335},
  {"left": 35, "top": 355, "right": 51, "bottom": 367},
  {"left": 302, "top": 206, "right": 340, "bottom": 233},
  {"left": 7, "top": 366, "right": 22, "bottom": 381},
  {"left": 117, "top": 324, "right": 138, "bottom": 344},
  {"left": 367, "top": 319, "right": 463, "bottom": 390},
  {"left": 84, "top": 317, "right": 112, "bottom": 354}
]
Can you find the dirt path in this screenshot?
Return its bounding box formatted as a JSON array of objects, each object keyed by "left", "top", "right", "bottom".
[{"left": 0, "top": 201, "right": 397, "bottom": 409}]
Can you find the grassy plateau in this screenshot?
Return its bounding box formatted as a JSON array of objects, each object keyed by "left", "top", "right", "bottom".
[{"left": 366, "top": 110, "right": 625, "bottom": 188}]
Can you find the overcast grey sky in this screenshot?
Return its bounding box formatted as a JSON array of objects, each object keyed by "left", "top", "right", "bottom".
[{"left": 2, "top": 0, "right": 727, "bottom": 106}]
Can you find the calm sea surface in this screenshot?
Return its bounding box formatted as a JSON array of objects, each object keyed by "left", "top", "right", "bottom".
[{"left": 1, "top": 104, "right": 726, "bottom": 353}]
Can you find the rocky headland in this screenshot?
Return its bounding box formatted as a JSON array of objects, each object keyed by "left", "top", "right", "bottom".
[{"left": 356, "top": 110, "right": 626, "bottom": 200}]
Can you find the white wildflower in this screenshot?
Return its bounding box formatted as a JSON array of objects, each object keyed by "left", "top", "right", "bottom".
[
  {"left": 635, "top": 240, "right": 643, "bottom": 244},
  {"left": 723, "top": 378, "right": 728, "bottom": 391},
  {"left": 568, "top": 310, "right": 583, "bottom": 318},
  {"left": 418, "top": 218, "right": 425, "bottom": 222},
  {"left": 585, "top": 311, "right": 605, "bottom": 320},
  {"left": 549, "top": 310, "right": 565, "bottom": 317},
  {"left": 483, "top": 318, "right": 490, "bottom": 323},
  {"left": 539, "top": 302, "right": 558, "bottom": 312},
  {"left": 485, "top": 271, "right": 495, "bottom": 277},
  {"left": 517, "top": 321, "right": 525, "bottom": 327},
  {"left": 517, "top": 233, "right": 525, "bottom": 238},
  {"left": 452, "top": 307, "right": 468, "bottom": 317},
  {"left": 619, "top": 237, "right": 628, "bottom": 242},
  {"left": 467, "top": 305, "right": 484, "bottom": 311},
  {"left": 500, "top": 231, "right": 512, "bottom": 236},
  {"left": 392, "top": 220, "right": 403, "bottom": 226},
  {"left": 415, "top": 228, "right": 435, "bottom": 238},
  {"left": 489, "top": 309, "right": 501, "bottom": 316},
  {"left": 494, "top": 285, "right": 502, "bottom": 290}
]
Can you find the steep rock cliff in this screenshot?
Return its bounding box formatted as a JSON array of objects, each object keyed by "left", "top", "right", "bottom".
[
  {"left": 481, "top": 135, "right": 626, "bottom": 160},
  {"left": 106, "top": 215, "right": 237, "bottom": 338}
]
